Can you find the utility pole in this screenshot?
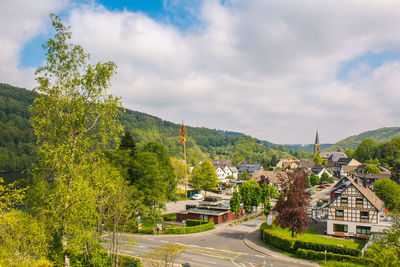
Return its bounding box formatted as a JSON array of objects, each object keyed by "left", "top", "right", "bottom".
[{"left": 180, "top": 121, "right": 188, "bottom": 199}]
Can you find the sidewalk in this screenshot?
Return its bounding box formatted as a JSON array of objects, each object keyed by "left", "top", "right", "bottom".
[{"left": 243, "top": 229, "right": 319, "bottom": 266}]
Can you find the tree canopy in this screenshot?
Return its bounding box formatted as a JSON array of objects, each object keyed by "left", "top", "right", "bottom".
[
  {"left": 274, "top": 168, "right": 311, "bottom": 237},
  {"left": 190, "top": 160, "right": 218, "bottom": 195}
]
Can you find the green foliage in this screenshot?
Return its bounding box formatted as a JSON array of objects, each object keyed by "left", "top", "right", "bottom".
[
  {"left": 313, "top": 154, "right": 323, "bottom": 165},
  {"left": 230, "top": 191, "right": 242, "bottom": 216},
  {"left": 163, "top": 220, "right": 214, "bottom": 234},
  {"left": 296, "top": 249, "right": 369, "bottom": 265},
  {"left": 310, "top": 173, "right": 320, "bottom": 186},
  {"left": 190, "top": 160, "right": 218, "bottom": 194},
  {"left": 162, "top": 213, "right": 176, "bottom": 221},
  {"left": 373, "top": 179, "right": 400, "bottom": 211},
  {"left": 354, "top": 138, "right": 379, "bottom": 162},
  {"left": 261, "top": 228, "right": 295, "bottom": 252},
  {"left": 28, "top": 14, "right": 123, "bottom": 265},
  {"left": 238, "top": 169, "right": 251, "bottom": 180},
  {"left": 0, "top": 210, "right": 48, "bottom": 265},
  {"left": 240, "top": 180, "right": 260, "bottom": 213},
  {"left": 329, "top": 127, "right": 400, "bottom": 151},
  {"left": 345, "top": 148, "right": 355, "bottom": 158},
  {"left": 363, "top": 165, "right": 381, "bottom": 174},
  {"left": 0, "top": 83, "right": 38, "bottom": 171},
  {"left": 293, "top": 240, "right": 360, "bottom": 256},
  {"left": 143, "top": 243, "right": 184, "bottom": 267},
  {"left": 320, "top": 172, "right": 332, "bottom": 184},
  {"left": 392, "top": 159, "right": 400, "bottom": 184},
  {"left": 364, "top": 243, "right": 400, "bottom": 267}
]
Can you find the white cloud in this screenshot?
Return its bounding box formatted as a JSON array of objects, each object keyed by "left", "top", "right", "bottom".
[
  {"left": 0, "top": 0, "right": 69, "bottom": 89},
  {"left": 3, "top": 0, "right": 400, "bottom": 143}
]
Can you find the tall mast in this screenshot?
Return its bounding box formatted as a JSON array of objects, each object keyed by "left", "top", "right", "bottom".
[{"left": 180, "top": 121, "right": 188, "bottom": 199}]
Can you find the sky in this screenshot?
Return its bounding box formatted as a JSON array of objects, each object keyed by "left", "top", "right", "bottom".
[{"left": 1, "top": 0, "right": 400, "bottom": 144}]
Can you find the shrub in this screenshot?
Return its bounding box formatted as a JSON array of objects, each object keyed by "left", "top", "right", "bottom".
[
  {"left": 162, "top": 213, "right": 176, "bottom": 221},
  {"left": 293, "top": 240, "right": 360, "bottom": 257},
  {"left": 165, "top": 221, "right": 214, "bottom": 234},
  {"left": 262, "top": 229, "right": 295, "bottom": 252},
  {"left": 186, "top": 219, "right": 208, "bottom": 226},
  {"left": 296, "top": 249, "right": 370, "bottom": 265},
  {"left": 119, "top": 255, "right": 142, "bottom": 267}
]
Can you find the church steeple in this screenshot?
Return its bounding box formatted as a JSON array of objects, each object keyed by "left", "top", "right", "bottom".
[
  {"left": 315, "top": 130, "right": 320, "bottom": 144},
  {"left": 314, "top": 130, "right": 321, "bottom": 155}
]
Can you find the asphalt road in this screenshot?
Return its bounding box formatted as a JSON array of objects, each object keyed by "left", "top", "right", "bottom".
[{"left": 104, "top": 217, "right": 316, "bottom": 267}]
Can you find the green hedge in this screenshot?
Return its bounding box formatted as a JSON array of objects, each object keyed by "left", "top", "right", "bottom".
[
  {"left": 186, "top": 219, "right": 208, "bottom": 226},
  {"left": 164, "top": 221, "right": 214, "bottom": 234},
  {"left": 296, "top": 249, "right": 370, "bottom": 265},
  {"left": 162, "top": 213, "right": 176, "bottom": 221},
  {"left": 262, "top": 229, "right": 295, "bottom": 252},
  {"left": 139, "top": 220, "right": 215, "bottom": 235},
  {"left": 119, "top": 255, "right": 142, "bottom": 267},
  {"left": 293, "top": 240, "right": 360, "bottom": 257}
]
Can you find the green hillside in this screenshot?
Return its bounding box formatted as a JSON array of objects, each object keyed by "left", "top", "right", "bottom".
[
  {"left": 0, "top": 83, "right": 295, "bottom": 171},
  {"left": 328, "top": 127, "right": 400, "bottom": 151}
]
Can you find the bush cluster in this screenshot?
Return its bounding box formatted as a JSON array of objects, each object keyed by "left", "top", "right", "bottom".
[
  {"left": 139, "top": 220, "right": 215, "bottom": 235},
  {"left": 262, "top": 229, "right": 295, "bottom": 252},
  {"left": 260, "top": 224, "right": 365, "bottom": 264},
  {"left": 229, "top": 212, "right": 262, "bottom": 226},
  {"left": 293, "top": 240, "right": 360, "bottom": 257},
  {"left": 118, "top": 255, "right": 142, "bottom": 267},
  {"left": 296, "top": 248, "right": 370, "bottom": 265},
  {"left": 162, "top": 213, "right": 176, "bottom": 221},
  {"left": 186, "top": 219, "right": 209, "bottom": 226},
  {"left": 164, "top": 220, "right": 214, "bottom": 234}
]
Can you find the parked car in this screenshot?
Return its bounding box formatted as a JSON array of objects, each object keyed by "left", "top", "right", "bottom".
[
  {"left": 191, "top": 193, "right": 204, "bottom": 200},
  {"left": 307, "top": 189, "right": 315, "bottom": 195},
  {"left": 212, "top": 187, "right": 222, "bottom": 194}
]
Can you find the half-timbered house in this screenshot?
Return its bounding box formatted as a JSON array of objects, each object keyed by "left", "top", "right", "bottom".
[{"left": 326, "top": 176, "right": 390, "bottom": 238}]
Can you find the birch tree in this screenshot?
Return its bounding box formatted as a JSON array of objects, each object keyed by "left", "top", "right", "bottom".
[{"left": 29, "top": 14, "right": 122, "bottom": 266}]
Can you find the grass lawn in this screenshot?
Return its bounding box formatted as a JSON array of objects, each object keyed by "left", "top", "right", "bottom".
[{"left": 266, "top": 226, "right": 365, "bottom": 250}]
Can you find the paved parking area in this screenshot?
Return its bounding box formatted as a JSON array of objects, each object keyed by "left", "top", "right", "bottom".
[{"left": 163, "top": 190, "right": 232, "bottom": 214}]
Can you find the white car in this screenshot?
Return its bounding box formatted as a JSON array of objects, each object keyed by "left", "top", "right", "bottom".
[{"left": 191, "top": 193, "right": 204, "bottom": 200}]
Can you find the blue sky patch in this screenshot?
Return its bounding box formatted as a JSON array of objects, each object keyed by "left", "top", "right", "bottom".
[{"left": 337, "top": 50, "right": 400, "bottom": 79}]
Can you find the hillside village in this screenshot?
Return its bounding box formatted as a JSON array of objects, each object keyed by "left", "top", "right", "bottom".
[{"left": 2, "top": 6, "right": 400, "bottom": 266}]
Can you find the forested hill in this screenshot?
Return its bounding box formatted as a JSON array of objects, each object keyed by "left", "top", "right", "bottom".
[
  {"left": 283, "top": 143, "right": 333, "bottom": 153},
  {"left": 0, "top": 83, "right": 38, "bottom": 171},
  {"left": 0, "top": 83, "right": 296, "bottom": 171},
  {"left": 328, "top": 127, "right": 400, "bottom": 151}
]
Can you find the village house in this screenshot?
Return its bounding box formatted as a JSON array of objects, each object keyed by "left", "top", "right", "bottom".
[
  {"left": 326, "top": 176, "right": 391, "bottom": 238},
  {"left": 238, "top": 161, "right": 262, "bottom": 175},
  {"left": 210, "top": 159, "right": 238, "bottom": 180},
  {"left": 274, "top": 158, "right": 299, "bottom": 169},
  {"left": 251, "top": 170, "right": 287, "bottom": 188},
  {"left": 320, "top": 151, "right": 348, "bottom": 168},
  {"left": 351, "top": 164, "right": 392, "bottom": 189},
  {"left": 333, "top": 157, "right": 361, "bottom": 177},
  {"left": 311, "top": 165, "right": 333, "bottom": 178}
]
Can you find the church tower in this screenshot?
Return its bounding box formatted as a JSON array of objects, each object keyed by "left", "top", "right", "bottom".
[{"left": 314, "top": 130, "right": 321, "bottom": 155}]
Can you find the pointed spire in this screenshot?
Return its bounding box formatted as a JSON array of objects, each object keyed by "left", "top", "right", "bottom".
[{"left": 315, "top": 130, "right": 320, "bottom": 144}]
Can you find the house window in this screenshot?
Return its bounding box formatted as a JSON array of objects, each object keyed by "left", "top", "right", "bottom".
[
  {"left": 341, "top": 197, "right": 348, "bottom": 205},
  {"left": 360, "top": 211, "right": 369, "bottom": 219},
  {"left": 356, "top": 198, "right": 363, "bottom": 205},
  {"left": 336, "top": 210, "right": 344, "bottom": 217},
  {"left": 356, "top": 226, "right": 371, "bottom": 235},
  {"left": 333, "top": 224, "right": 348, "bottom": 233}
]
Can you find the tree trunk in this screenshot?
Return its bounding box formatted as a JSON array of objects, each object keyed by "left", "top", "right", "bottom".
[{"left": 62, "top": 228, "right": 70, "bottom": 267}]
